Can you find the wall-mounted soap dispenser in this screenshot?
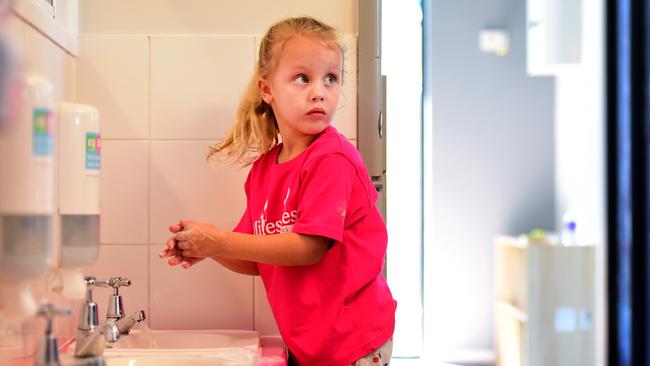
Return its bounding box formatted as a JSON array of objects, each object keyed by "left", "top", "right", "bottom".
[
  {"left": 0, "top": 73, "right": 56, "bottom": 282},
  {"left": 0, "top": 73, "right": 56, "bottom": 319},
  {"left": 55, "top": 102, "right": 100, "bottom": 270}
]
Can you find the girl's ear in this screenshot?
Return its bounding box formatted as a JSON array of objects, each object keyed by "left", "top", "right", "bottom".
[{"left": 258, "top": 78, "right": 273, "bottom": 104}]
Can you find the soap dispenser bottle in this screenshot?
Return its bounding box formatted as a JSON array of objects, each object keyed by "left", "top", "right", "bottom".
[
  {"left": 0, "top": 73, "right": 56, "bottom": 281},
  {"left": 55, "top": 102, "right": 101, "bottom": 269}
]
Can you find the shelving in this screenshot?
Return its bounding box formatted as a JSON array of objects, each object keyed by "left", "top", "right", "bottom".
[{"left": 495, "top": 236, "right": 595, "bottom": 366}]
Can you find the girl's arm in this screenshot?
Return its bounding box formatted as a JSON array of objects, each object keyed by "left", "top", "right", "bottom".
[
  {"left": 213, "top": 231, "right": 330, "bottom": 266},
  {"left": 175, "top": 220, "right": 330, "bottom": 266},
  {"left": 209, "top": 256, "right": 259, "bottom": 275},
  {"left": 161, "top": 223, "right": 260, "bottom": 275},
  {"left": 160, "top": 246, "right": 260, "bottom": 275}
]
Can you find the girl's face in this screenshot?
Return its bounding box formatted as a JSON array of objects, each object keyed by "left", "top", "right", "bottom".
[{"left": 259, "top": 35, "right": 341, "bottom": 140}]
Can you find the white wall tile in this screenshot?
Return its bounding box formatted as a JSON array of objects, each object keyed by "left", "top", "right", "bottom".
[
  {"left": 150, "top": 36, "right": 254, "bottom": 140},
  {"left": 330, "top": 35, "right": 358, "bottom": 140},
  {"left": 148, "top": 246, "right": 254, "bottom": 330},
  {"left": 100, "top": 140, "right": 149, "bottom": 244},
  {"left": 80, "top": 0, "right": 357, "bottom": 35},
  {"left": 77, "top": 36, "right": 149, "bottom": 139},
  {"left": 149, "top": 141, "right": 249, "bottom": 244},
  {"left": 81, "top": 245, "right": 149, "bottom": 322},
  {"left": 254, "top": 277, "right": 279, "bottom": 336}
]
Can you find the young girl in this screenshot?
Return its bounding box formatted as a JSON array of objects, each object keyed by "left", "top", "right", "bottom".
[{"left": 159, "top": 16, "right": 396, "bottom": 366}]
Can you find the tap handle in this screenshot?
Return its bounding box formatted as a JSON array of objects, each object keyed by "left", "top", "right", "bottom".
[
  {"left": 37, "top": 303, "right": 71, "bottom": 334},
  {"left": 107, "top": 277, "right": 131, "bottom": 294},
  {"left": 88, "top": 276, "right": 130, "bottom": 294},
  {"left": 84, "top": 275, "right": 110, "bottom": 289},
  {"left": 35, "top": 303, "right": 70, "bottom": 366},
  {"left": 104, "top": 277, "right": 131, "bottom": 320},
  {"left": 84, "top": 276, "right": 108, "bottom": 301},
  {"left": 37, "top": 302, "right": 72, "bottom": 319}
]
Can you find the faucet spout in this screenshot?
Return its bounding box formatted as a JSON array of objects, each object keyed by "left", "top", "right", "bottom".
[
  {"left": 74, "top": 321, "right": 120, "bottom": 358},
  {"left": 115, "top": 310, "right": 146, "bottom": 334}
]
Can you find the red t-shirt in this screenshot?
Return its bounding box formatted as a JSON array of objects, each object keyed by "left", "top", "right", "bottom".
[{"left": 233, "top": 126, "right": 396, "bottom": 366}]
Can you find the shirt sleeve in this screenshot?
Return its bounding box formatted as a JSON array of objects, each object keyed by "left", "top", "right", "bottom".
[
  {"left": 292, "top": 154, "right": 355, "bottom": 242},
  {"left": 232, "top": 206, "right": 253, "bottom": 234},
  {"left": 232, "top": 168, "right": 253, "bottom": 234}
]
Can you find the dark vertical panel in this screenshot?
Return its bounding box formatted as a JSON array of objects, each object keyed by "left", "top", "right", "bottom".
[
  {"left": 606, "top": 0, "right": 619, "bottom": 363},
  {"left": 645, "top": 0, "right": 650, "bottom": 358},
  {"left": 608, "top": 0, "right": 650, "bottom": 364}
]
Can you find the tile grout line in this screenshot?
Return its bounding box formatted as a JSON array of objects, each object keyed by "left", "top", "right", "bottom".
[{"left": 147, "top": 34, "right": 152, "bottom": 324}]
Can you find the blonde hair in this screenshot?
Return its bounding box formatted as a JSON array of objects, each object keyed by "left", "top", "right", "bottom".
[{"left": 207, "top": 16, "right": 344, "bottom": 166}]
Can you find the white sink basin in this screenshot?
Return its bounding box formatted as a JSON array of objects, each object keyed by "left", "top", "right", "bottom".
[
  {"left": 105, "top": 329, "right": 259, "bottom": 353},
  {"left": 64, "top": 329, "right": 259, "bottom": 366},
  {"left": 61, "top": 351, "right": 256, "bottom": 366},
  {"left": 104, "top": 351, "right": 257, "bottom": 366}
]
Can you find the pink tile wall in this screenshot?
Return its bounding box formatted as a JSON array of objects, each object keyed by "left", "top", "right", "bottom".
[
  {"left": 148, "top": 246, "right": 254, "bottom": 330},
  {"left": 77, "top": 34, "right": 261, "bottom": 333},
  {"left": 150, "top": 36, "right": 255, "bottom": 140},
  {"left": 100, "top": 140, "right": 150, "bottom": 244},
  {"left": 77, "top": 36, "right": 149, "bottom": 139},
  {"left": 149, "top": 141, "right": 249, "bottom": 244}
]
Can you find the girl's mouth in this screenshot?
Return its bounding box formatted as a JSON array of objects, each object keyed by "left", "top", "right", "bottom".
[{"left": 307, "top": 108, "right": 326, "bottom": 117}]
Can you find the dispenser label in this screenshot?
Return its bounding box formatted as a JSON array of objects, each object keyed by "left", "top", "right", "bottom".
[
  {"left": 32, "top": 108, "right": 53, "bottom": 157},
  {"left": 85, "top": 132, "right": 101, "bottom": 171}
]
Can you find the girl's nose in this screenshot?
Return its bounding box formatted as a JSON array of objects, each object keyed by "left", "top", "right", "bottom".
[{"left": 310, "top": 84, "right": 325, "bottom": 102}]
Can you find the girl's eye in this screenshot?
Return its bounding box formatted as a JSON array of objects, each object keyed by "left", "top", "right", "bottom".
[
  {"left": 295, "top": 74, "right": 309, "bottom": 84},
  {"left": 325, "top": 74, "right": 338, "bottom": 85}
]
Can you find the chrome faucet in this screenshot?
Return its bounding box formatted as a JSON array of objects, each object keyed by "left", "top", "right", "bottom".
[
  {"left": 74, "top": 276, "right": 120, "bottom": 358},
  {"left": 103, "top": 277, "right": 146, "bottom": 334},
  {"left": 35, "top": 302, "right": 70, "bottom": 366}
]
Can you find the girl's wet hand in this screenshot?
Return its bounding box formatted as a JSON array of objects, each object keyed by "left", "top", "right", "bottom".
[
  {"left": 173, "top": 220, "right": 222, "bottom": 258},
  {"left": 158, "top": 246, "right": 183, "bottom": 265},
  {"left": 159, "top": 220, "right": 207, "bottom": 269}
]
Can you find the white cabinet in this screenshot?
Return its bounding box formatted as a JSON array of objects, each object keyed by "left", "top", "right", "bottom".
[
  {"left": 526, "top": 0, "right": 582, "bottom": 76},
  {"left": 12, "top": 0, "right": 78, "bottom": 55},
  {"left": 495, "top": 236, "right": 595, "bottom": 366}
]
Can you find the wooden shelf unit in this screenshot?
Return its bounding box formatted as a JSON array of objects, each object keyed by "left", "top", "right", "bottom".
[{"left": 494, "top": 236, "right": 595, "bottom": 366}]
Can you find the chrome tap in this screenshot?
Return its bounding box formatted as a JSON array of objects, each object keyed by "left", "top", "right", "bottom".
[
  {"left": 74, "top": 276, "right": 120, "bottom": 358},
  {"left": 114, "top": 309, "right": 146, "bottom": 335},
  {"left": 35, "top": 302, "right": 70, "bottom": 366},
  {"left": 103, "top": 277, "right": 146, "bottom": 334}
]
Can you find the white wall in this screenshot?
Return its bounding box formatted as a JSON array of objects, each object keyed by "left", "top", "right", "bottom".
[
  {"left": 421, "top": 0, "right": 606, "bottom": 363},
  {"left": 553, "top": 0, "right": 606, "bottom": 364},
  {"left": 77, "top": 0, "right": 358, "bottom": 337},
  {"left": 423, "top": 0, "right": 556, "bottom": 361},
  {"left": 79, "top": 0, "right": 356, "bottom": 35},
  {"left": 383, "top": 0, "right": 423, "bottom": 358}
]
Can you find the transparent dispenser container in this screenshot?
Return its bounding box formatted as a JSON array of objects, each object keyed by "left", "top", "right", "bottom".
[
  {"left": 0, "top": 73, "right": 56, "bottom": 281},
  {"left": 56, "top": 102, "right": 101, "bottom": 269}
]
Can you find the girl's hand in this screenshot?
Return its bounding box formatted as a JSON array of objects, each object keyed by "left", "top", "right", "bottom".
[
  {"left": 173, "top": 220, "right": 223, "bottom": 259},
  {"left": 159, "top": 221, "right": 207, "bottom": 269}
]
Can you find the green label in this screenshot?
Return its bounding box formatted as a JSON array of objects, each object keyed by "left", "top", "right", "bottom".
[{"left": 85, "top": 132, "right": 101, "bottom": 170}]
